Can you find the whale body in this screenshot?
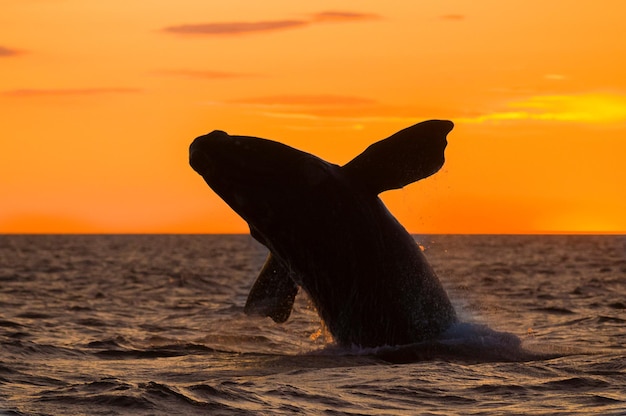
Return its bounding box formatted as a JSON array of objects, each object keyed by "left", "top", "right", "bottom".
[{"left": 189, "top": 120, "right": 457, "bottom": 348}]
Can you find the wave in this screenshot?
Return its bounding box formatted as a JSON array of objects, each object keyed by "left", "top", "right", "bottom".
[
  {"left": 85, "top": 337, "right": 222, "bottom": 359},
  {"left": 311, "top": 322, "right": 573, "bottom": 364},
  {"left": 28, "top": 377, "right": 268, "bottom": 416},
  {"left": 81, "top": 322, "right": 576, "bottom": 365}
]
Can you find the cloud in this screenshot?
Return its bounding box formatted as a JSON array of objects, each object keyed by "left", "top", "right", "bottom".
[
  {"left": 155, "top": 69, "right": 257, "bottom": 79},
  {"left": 459, "top": 93, "right": 626, "bottom": 124},
  {"left": 163, "top": 20, "right": 306, "bottom": 36},
  {"left": 230, "top": 94, "right": 378, "bottom": 122},
  {"left": 162, "top": 10, "right": 381, "bottom": 36},
  {"left": 311, "top": 11, "right": 381, "bottom": 23},
  {"left": 3, "top": 87, "right": 142, "bottom": 97},
  {"left": 0, "top": 45, "right": 23, "bottom": 57},
  {"left": 232, "top": 94, "right": 377, "bottom": 106},
  {"left": 225, "top": 94, "right": 442, "bottom": 125}
]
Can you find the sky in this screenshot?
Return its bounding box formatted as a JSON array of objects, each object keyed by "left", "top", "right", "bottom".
[{"left": 1, "top": 1, "right": 625, "bottom": 234}]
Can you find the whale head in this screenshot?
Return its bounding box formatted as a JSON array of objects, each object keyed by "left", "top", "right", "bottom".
[{"left": 189, "top": 130, "right": 336, "bottom": 234}]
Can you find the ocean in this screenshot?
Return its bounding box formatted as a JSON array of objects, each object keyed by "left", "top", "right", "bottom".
[{"left": 0, "top": 234, "right": 624, "bottom": 415}]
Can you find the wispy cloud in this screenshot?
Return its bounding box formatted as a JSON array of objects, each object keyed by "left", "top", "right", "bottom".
[
  {"left": 226, "top": 92, "right": 626, "bottom": 128},
  {"left": 223, "top": 94, "right": 441, "bottom": 125},
  {"left": 3, "top": 87, "right": 142, "bottom": 97},
  {"left": 0, "top": 45, "right": 23, "bottom": 57},
  {"left": 163, "top": 20, "right": 306, "bottom": 36},
  {"left": 163, "top": 10, "right": 380, "bottom": 36},
  {"left": 232, "top": 94, "right": 377, "bottom": 106},
  {"left": 154, "top": 69, "right": 258, "bottom": 79},
  {"left": 231, "top": 94, "right": 392, "bottom": 120},
  {"left": 311, "top": 11, "right": 381, "bottom": 22},
  {"left": 459, "top": 93, "right": 626, "bottom": 124}
]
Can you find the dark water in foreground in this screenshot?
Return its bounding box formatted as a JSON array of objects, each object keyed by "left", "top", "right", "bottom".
[{"left": 0, "top": 234, "right": 624, "bottom": 415}]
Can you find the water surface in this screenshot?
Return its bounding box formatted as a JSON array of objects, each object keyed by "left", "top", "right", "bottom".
[{"left": 1, "top": 235, "right": 624, "bottom": 415}]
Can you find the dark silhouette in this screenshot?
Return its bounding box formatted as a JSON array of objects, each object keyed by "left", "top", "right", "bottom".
[{"left": 189, "top": 120, "right": 457, "bottom": 348}]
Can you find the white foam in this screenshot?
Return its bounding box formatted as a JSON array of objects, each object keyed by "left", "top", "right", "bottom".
[{"left": 440, "top": 322, "right": 522, "bottom": 349}]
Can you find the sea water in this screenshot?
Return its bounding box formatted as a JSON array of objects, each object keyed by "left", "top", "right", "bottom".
[{"left": 0, "top": 234, "right": 624, "bottom": 415}]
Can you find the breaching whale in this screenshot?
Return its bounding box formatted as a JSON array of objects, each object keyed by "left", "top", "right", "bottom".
[{"left": 189, "top": 120, "right": 457, "bottom": 348}]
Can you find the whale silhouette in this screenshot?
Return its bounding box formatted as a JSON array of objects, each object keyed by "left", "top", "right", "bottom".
[{"left": 189, "top": 120, "right": 457, "bottom": 348}]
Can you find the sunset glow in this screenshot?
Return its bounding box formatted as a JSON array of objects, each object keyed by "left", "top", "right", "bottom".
[{"left": 2, "top": 1, "right": 625, "bottom": 234}]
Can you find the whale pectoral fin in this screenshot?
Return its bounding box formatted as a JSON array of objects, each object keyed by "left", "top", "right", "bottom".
[
  {"left": 342, "top": 120, "right": 454, "bottom": 194},
  {"left": 244, "top": 253, "right": 298, "bottom": 323}
]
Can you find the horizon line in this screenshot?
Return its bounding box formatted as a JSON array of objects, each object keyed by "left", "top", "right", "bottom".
[{"left": 2, "top": 231, "right": 624, "bottom": 236}]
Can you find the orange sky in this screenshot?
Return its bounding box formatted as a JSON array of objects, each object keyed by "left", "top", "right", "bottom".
[{"left": 1, "top": 1, "right": 625, "bottom": 234}]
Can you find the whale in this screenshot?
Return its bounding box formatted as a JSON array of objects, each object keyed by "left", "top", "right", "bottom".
[{"left": 189, "top": 120, "right": 458, "bottom": 348}]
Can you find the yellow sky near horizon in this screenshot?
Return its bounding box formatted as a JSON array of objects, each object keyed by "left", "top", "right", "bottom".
[{"left": 1, "top": 1, "right": 626, "bottom": 234}]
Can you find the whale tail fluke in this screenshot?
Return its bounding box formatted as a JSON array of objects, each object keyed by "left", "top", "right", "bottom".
[{"left": 342, "top": 120, "right": 453, "bottom": 195}]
